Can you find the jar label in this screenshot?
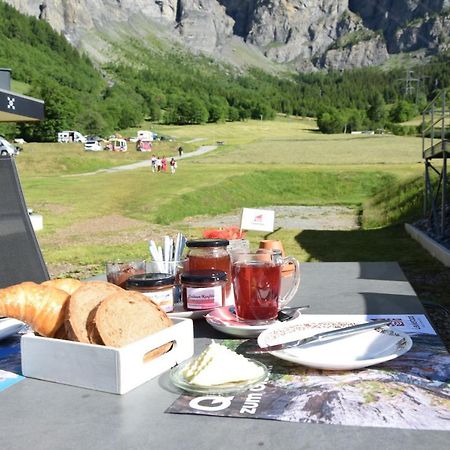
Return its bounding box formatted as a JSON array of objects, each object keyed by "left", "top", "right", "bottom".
[
  {"left": 186, "top": 286, "right": 222, "bottom": 309},
  {"left": 141, "top": 289, "right": 174, "bottom": 312}
]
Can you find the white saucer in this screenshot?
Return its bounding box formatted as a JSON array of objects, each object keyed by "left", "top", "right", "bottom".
[
  {"left": 205, "top": 306, "right": 301, "bottom": 338},
  {"left": 0, "top": 318, "right": 24, "bottom": 341},
  {"left": 257, "top": 318, "right": 412, "bottom": 370},
  {"left": 168, "top": 304, "right": 214, "bottom": 320}
]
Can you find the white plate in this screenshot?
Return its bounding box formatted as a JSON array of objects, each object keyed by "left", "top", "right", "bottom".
[
  {"left": 205, "top": 306, "right": 301, "bottom": 338},
  {"left": 168, "top": 304, "right": 214, "bottom": 320},
  {"left": 170, "top": 358, "right": 268, "bottom": 394},
  {"left": 0, "top": 318, "right": 24, "bottom": 340},
  {"left": 257, "top": 319, "right": 413, "bottom": 370}
]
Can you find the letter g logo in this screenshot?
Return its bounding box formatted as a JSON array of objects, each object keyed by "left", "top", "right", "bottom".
[{"left": 189, "top": 396, "right": 234, "bottom": 412}]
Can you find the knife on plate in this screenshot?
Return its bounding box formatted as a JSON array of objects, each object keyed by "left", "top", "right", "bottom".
[{"left": 246, "top": 319, "right": 392, "bottom": 354}]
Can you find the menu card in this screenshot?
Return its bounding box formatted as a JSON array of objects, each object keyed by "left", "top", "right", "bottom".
[{"left": 167, "top": 315, "right": 450, "bottom": 431}]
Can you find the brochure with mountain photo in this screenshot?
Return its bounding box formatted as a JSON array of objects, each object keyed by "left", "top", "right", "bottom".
[{"left": 167, "top": 315, "right": 450, "bottom": 431}]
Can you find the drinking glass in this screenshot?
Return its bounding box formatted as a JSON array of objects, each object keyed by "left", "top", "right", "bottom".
[
  {"left": 106, "top": 260, "right": 146, "bottom": 288},
  {"left": 231, "top": 250, "right": 300, "bottom": 323}
]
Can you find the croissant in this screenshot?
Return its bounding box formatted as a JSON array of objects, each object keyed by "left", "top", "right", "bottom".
[{"left": 0, "top": 282, "right": 70, "bottom": 337}]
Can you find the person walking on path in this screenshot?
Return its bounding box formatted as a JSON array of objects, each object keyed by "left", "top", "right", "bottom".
[
  {"left": 161, "top": 156, "right": 167, "bottom": 172},
  {"left": 178, "top": 146, "right": 184, "bottom": 157},
  {"left": 151, "top": 154, "right": 157, "bottom": 173},
  {"left": 156, "top": 156, "right": 162, "bottom": 172},
  {"left": 170, "top": 157, "right": 177, "bottom": 174}
]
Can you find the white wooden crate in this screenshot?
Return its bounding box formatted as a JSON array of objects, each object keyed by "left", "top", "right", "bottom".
[{"left": 21, "top": 317, "right": 193, "bottom": 394}]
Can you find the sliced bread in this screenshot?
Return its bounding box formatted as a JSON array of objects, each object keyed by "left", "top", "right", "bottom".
[
  {"left": 65, "top": 281, "right": 122, "bottom": 343},
  {"left": 90, "top": 291, "right": 173, "bottom": 357}
]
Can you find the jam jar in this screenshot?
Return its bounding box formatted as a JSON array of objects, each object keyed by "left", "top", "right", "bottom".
[
  {"left": 181, "top": 270, "right": 227, "bottom": 311},
  {"left": 186, "top": 239, "right": 232, "bottom": 301},
  {"left": 126, "top": 273, "right": 175, "bottom": 313}
]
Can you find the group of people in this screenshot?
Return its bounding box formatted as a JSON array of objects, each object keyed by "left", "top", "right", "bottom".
[{"left": 151, "top": 155, "right": 177, "bottom": 174}]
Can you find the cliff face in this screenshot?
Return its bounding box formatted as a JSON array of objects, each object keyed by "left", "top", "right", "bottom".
[
  {"left": 5, "top": 1, "right": 176, "bottom": 34},
  {"left": 349, "top": 0, "right": 450, "bottom": 53},
  {"left": 4, "top": 0, "right": 450, "bottom": 71},
  {"left": 217, "top": 0, "right": 450, "bottom": 70},
  {"left": 175, "top": 0, "right": 234, "bottom": 53}
]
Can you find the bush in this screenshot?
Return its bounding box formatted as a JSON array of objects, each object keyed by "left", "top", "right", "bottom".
[
  {"left": 389, "top": 100, "right": 418, "bottom": 123},
  {"left": 386, "top": 123, "right": 418, "bottom": 136},
  {"left": 317, "top": 109, "right": 345, "bottom": 134}
]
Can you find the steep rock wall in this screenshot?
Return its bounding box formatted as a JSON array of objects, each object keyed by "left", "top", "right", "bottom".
[
  {"left": 218, "top": 0, "right": 389, "bottom": 70},
  {"left": 4, "top": 0, "right": 450, "bottom": 71},
  {"left": 349, "top": 0, "right": 450, "bottom": 53}
]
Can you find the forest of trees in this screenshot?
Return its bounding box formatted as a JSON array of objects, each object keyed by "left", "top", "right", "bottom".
[{"left": 0, "top": 1, "right": 449, "bottom": 141}]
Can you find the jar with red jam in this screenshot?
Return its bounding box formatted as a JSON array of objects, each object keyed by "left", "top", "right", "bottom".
[
  {"left": 186, "top": 239, "right": 232, "bottom": 301},
  {"left": 181, "top": 270, "right": 227, "bottom": 311}
]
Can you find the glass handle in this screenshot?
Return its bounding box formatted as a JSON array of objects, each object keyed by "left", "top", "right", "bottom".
[{"left": 279, "top": 256, "right": 300, "bottom": 308}]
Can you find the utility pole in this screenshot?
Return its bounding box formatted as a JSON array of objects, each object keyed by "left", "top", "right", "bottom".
[
  {"left": 397, "top": 69, "right": 429, "bottom": 105},
  {"left": 403, "top": 70, "right": 419, "bottom": 98}
]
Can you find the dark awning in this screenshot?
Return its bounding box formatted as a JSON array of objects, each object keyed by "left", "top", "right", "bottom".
[{"left": 0, "top": 88, "right": 44, "bottom": 122}]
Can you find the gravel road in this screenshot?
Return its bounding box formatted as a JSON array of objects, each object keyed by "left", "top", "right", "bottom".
[
  {"left": 75, "top": 144, "right": 218, "bottom": 176},
  {"left": 185, "top": 205, "right": 359, "bottom": 230}
]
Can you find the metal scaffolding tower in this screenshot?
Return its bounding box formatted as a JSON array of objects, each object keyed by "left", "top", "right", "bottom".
[{"left": 422, "top": 90, "right": 450, "bottom": 237}]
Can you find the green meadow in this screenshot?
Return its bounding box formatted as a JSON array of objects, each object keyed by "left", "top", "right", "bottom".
[{"left": 15, "top": 117, "right": 449, "bottom": 309}]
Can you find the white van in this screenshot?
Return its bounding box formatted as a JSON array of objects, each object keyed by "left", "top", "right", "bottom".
[
  {"left": 137, "top": 130, "right": 154, "bottom": 141},
  {"left": 0, "top": 136, "right": 19, "bottom": 156},
  {"left": 106, "top": 138, "right": 128, "bottom": 152},
  {"left": 57, "top": 131, "right": 86, "bottom": 143}
]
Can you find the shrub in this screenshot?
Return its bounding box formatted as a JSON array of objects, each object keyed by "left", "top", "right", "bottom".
[
  {"left": 317, "top": 109, "right": 345, "bottom": 134},
  {"left": 386, "top": 123, "right": 418, "bottom": 136},
  {"left": 389, "top": 100, "right": 418, "bottom": 123}
]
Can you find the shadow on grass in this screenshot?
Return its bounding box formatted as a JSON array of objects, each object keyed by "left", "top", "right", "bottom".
[{"left": 295, "top": 224, "right": 435, "bottom": 267}]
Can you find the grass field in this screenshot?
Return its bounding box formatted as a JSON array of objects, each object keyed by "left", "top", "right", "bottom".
[{"left": 15, "top": 117, "right": 450, "bottom": 311}]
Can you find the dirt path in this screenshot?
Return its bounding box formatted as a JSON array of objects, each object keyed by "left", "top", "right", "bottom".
[
  {"left": 77, "top": 144, "right": 218, "bottom": 176},
  {"left": 185, "top": 205, "right": 359, "bottom": 230}
]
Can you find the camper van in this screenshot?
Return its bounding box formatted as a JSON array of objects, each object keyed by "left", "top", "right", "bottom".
[
  {"left": 137, "top": 130, "right": 155, "bottom": 141},
  {"left": 57, "top": 131, "right": 86, "bottom": 143},
  {"left": 106, "top": 138, "right": 128, "bottom": 152}
]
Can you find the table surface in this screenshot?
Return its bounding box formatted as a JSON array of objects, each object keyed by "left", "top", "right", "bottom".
[{"left": 0, "top": 262, "right": 448, "bottom": 450}]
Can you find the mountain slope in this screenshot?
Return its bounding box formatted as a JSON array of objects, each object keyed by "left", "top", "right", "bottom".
[{"left": 4, "top": 0, "right": 450, "bottom": 71}]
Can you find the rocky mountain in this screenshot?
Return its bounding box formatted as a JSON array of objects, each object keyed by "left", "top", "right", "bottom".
[{"left": 4, "top": 0, "right": 450, "bottom": 71}]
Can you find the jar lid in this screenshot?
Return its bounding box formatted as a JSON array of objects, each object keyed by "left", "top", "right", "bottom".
[
  {"left": 126, "top": 273, "right": 175, "bottom": 288},
  {"left": 180, "top": 270, "right": 227, "bottom": 283},
  {"left": 186, "top": 238, "right": 229, "bottom": 248}
]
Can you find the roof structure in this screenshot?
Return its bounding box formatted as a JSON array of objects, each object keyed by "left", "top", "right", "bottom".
[
  {"left": 0, "top": 68, "right": 44, "bottom": 122},
  {"left": 0, "top": 88, "right": 44, "bottom": 122}
]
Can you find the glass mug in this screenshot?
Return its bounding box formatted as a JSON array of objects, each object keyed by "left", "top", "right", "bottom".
[{"left": 231, "top": 250, "right": 300, "bottom": 323}]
